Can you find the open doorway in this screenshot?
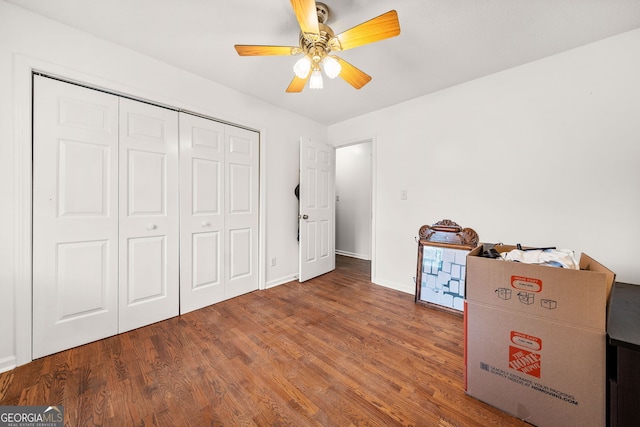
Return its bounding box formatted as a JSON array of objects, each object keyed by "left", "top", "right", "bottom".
[{"left": 335, "top": 140, "right": 372, "bottom": 279}]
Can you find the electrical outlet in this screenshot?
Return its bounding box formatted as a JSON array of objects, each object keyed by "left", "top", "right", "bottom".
[
  {"left": 400, "top": 190, "right": 407, "bottom": 200},
  {"left": 270, "top": 257, "right": 277, "bottom": 267}
]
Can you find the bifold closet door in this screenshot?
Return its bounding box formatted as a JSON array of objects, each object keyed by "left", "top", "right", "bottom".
[
  {"left": 179, "top": 114, "right": 259, "bottom": 313},
  {"left": 225, "top": 125, "right": 259, "bottom": 299},
  {"left": 119, "top": 99, "right": 179, "bottom": 332},
  {"left": 33, "top": 76, "right": 119, "bottom": 358},
  {"left": 33, "top": 76, "right": 180, "bottom": 358},
  {"left": 179, "top": 113, "right": 226, "bottom": 313}
]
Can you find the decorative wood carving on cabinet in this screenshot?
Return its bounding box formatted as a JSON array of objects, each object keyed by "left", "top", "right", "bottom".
[
  {"left": 415, "top": 219, "right": 479, "bottom": 315},
  {"left": 418, "top": 219, "right": 479, "bottom": 247}
]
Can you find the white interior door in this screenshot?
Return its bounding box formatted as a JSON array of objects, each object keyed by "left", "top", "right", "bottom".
[
  {"left": 179, "top": 113, "right": 226, "bottom": 313},
  {"left": 33, "top": 75, "right": 119, "bottom": 358},
  {"left": 299, "top": 137, "right": 335, "bottom": 282},
  {"left": 118, "top": 98, "right": 179, "bottom": 332},
  {"left": 225, "top": 125, "right": 260, "bottom": 299}
]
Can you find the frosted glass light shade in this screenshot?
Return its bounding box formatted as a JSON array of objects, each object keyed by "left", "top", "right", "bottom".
[
  {"left": 309, "top": 69, "right": 323, "bottom": 89},
  {"left": 293, "top": 56, "right": 311, "bottom": 78},
  {"left": 322, "top": 56, "right": 341, "bottom": 79}
]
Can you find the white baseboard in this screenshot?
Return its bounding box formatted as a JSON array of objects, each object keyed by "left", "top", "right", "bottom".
[
  {"left": 335, "top": 250, "right": 370, "bottom": 260},
  {"left": 371, "top": 278, "right": 414, "bottom": 295},
  {"left": 265, "top": 274, "right": 298, "bottom": 289},
  {"left": 0, "top": 355, "right": 17, "bottom": 374}
]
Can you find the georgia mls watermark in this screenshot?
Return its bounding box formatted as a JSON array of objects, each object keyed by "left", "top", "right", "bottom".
[{"left": 0, "top": 406, "right": 63, "bottom": 427}]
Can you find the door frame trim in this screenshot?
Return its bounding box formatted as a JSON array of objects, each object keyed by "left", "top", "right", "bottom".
[
  {"left": 12, "top": 55, "right": 266, "bottom": 367},
  {"left": 332, "top": 135, "right": 377, "bottom": 283}
]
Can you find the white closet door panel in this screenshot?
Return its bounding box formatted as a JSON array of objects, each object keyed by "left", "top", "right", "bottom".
[
  {"left": 127, "top": 150, "right": 166, "bottom": 215},
  {"left": 192, "top": 231, "right": 220, "bottom": 283},
  {"left": 179, "top": 113, "right": 225, "bottom": 313},
  {"left": 119, "top": 98, "right": 179, "bottom": 332},
  {"left": 127, "top": 236, "right": 166, "bottom": 302},
  {"left": 33, "top": 76, "right": 119, "bottom": 358},
  {"left": 225, "top": 125, "right": 259, "bottom": 299},
  {"left": 229, "top": 228, "right": 252, "bottom": 278}
]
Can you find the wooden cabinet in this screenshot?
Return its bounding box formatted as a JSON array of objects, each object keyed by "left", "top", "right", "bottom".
[
  {"left": 414, "top": 219, "right": 479, "bottom": 314},
  {"left": 607, "top": 282, "right": 640, "bottom": 427}
]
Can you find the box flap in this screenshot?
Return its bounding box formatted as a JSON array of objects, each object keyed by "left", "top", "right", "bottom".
[
  {"left": 466, "top": 247, "right": 614, "bottom": 332},
  {"left": 580, "top": 253, "right": 616, "bottom": 301}
]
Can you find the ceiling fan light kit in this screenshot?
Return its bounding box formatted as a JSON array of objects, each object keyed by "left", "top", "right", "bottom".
[
  {"left": 322, "top": 56, "right": 341, "bottom": 79},
  {"left": 293, "top": 55, "right": 312, "bottom": 79},
  {"left": 234, "top": 0, "right": 400, "bottom": 93},
  {"left": 309, "top": 69, "right": 323, "bottom": 89}
]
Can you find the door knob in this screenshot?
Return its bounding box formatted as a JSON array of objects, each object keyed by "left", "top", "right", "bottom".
[{"left": 302, "top": 214, "right": 309, "bottom": 220}]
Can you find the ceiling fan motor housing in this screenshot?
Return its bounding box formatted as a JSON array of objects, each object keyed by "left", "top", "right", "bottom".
[{"left": 299, "top": 22, "right": 336, "bottom": 59}]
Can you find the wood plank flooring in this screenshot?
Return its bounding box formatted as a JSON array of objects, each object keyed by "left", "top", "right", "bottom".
[{"left": 0, "top": 256, "right": 527, "bottom": 426}]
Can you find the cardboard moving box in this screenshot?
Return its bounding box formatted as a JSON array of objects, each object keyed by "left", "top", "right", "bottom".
[{"left": 464, "top": 245, "right": 615, "bottom": 427}]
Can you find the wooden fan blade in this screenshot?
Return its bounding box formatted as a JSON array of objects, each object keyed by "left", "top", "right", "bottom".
[
  {"left": 235, "top": 45, "right": 299, "bottom": 56},
  {"left": 335, "top": 57, "right": 372, "bottom": 89},
  {"left": 290, "top": 0, "right": 319, "bottom": 37},
  {"left": 333, "top": 10, "right": 400, "bottom": 51},
  {"left": 286, "top": 73, "right": 311, "bottom": 93}
]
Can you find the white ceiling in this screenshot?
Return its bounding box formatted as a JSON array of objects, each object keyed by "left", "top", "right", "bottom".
[{"left": 7, "top": 0, "right": 640, "bottom": 125}]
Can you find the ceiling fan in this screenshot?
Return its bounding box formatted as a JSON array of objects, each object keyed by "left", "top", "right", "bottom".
[{"left": 234, "top": 0, "right": 400, "bottom": 92}]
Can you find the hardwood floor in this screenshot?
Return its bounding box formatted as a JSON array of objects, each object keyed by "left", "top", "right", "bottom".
[{"left": 0, "top": 256, "right": 527, "bottom": 426}]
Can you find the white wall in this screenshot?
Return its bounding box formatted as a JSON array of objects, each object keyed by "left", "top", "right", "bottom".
[
  {"left": 336, "top": 142, "right": 372, "bottom": 260},
  {"left": 0, "top": 2, "right": 326, "bottom": 372},
  {"left": 329, "top": 28, "right": 640, "bottom": 293},
  {"left": 3, "top": 1, "right": 639, "bottom": 374}
]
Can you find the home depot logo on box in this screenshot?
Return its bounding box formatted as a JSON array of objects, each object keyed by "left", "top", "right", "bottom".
[
  {"left": 509, "top": 331, "right": 542, "bottom": 378},
  {"left": 511, "top": 276, "right": 542, "bottom": 292}
]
